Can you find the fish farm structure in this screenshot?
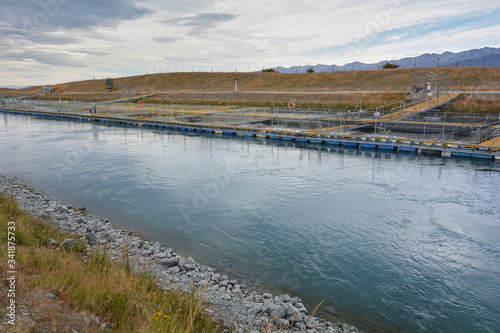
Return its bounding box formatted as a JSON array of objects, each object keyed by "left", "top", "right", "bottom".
[{"left": 1, "top": 89, "right": 499, "bottom": 160}]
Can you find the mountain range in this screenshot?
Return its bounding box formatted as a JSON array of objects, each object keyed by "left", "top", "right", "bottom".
[{"left": 274, "top": 47, "right": 500, "bottom": 73}]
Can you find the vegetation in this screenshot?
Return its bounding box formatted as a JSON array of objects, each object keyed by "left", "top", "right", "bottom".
[
  {"left": 381, "top": 63, "right": 399, "bottom": 69},
  {"left": 306, "top": 67, "right": 315, "bottom": 73},
  {"left": 0, "top": 193, "right": 221, "bottom": 332},
  {"left": 262, "top": 68, "right": 279, "bottom": 73}
]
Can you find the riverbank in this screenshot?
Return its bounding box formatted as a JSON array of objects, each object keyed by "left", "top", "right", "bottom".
[{"left": 0, "top": 174, "right": 362, "bottom": 333}]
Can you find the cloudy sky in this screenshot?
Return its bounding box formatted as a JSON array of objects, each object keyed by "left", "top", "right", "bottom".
[{"left": 1, "top": 0, "right": 499, "bottom": 86}]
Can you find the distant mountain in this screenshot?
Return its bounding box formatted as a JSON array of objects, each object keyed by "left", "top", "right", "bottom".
[
  {"left": 0, "top": 85, "right": 28, "bottom": 89},
  {"left": 273, "top": 47, "right": 500, "bottom": 73}
]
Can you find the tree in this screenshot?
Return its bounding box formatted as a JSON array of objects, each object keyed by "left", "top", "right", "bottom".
[
  {"left": 381, "top": 63, "right": 399, "bottom": 69},
  {"left": 306, "top": 67, "right": 315, "bottom": 73},
  {"left": 262, "top": 68, "right": 279, "bottom": 73}
]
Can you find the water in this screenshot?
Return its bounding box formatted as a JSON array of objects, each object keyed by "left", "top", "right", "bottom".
[{"left": 1, "top": 112, "right": 499, "bottom": 333}]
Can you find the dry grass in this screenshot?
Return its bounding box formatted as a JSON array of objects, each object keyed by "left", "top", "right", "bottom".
[
  {"left": 0, "top": 193, "right": 221, "bottom": 333},
  {"left": 450, "top": 94, "right": 500, "bottom": 113},
  {"left": 5, "top": 67, "right": 497, "bottom": 111},
  {"left": 10, "top": 67, "right": 500, "bottom": 95}
]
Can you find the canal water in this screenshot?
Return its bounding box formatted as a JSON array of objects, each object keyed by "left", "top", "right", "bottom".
[{"left": 1, "top": 112, "right": 499, "bottom": 333}]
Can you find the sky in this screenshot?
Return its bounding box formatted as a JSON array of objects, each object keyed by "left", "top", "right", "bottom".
[{"left": 1, "top": 0, "right": 499, "bottom": 86}]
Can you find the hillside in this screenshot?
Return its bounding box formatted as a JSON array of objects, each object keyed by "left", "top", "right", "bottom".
[
  {"left": 18, "top": 67, "right": 499, "bottom": 94},
  {"left": 2, "top": 67, "right": 499, "bottom": 111}
]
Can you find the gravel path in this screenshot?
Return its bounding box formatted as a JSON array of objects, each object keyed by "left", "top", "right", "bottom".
[{"left": 1, "top": 174, "right": 362, "bottom": 333}]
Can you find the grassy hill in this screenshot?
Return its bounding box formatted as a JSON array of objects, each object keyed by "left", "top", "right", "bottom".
[
  {"left": 21, "top": 67, "right": 500, "bottom": 93},
  {"left": 2, "top": 67, "right": 499, "bottom": 111}
]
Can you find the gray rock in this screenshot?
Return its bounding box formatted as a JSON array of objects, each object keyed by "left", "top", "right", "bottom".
[
  {"left": 324, "top": 305, "right": 339, "bottom": 317},
  {"left": 211, "top": 273, "right": 221, "bottom": 282},
  {"left": 197, "top": 280, "right": 209, "bottom": 288},
  {"left": 62, "top": 238, "right": 77, "bottom": 249},
  {"left": 152, "top": 253, "right": 167, "bottom": 259},
  {"left": 45, "top": 292, "right": 57, "bottom": 299},
  {"left": 307, "top": 321, "right": 317, "bottom": 329},
  {"left": 253, "top": 319, "right": 263, "bottom": 327},
  {"left": 275, "top": 318, "right": 290, "bottom": 329},
  {"left": 183, "top": 264, "right": 196, "bottom": 270},
  {"left": 159, "top": 258, "right": 179, "bottom": 268},
  {"left": 342, "top": 323, "right": 350, "bottom": 331},
  {"left": 254, "top": 295, "right": 263, "bottom": 303},
  {"left": 46, "top": 238, "right": 58, "bottom": 247},
  {"left": 87, "top": 234, "right": 99, "bottom": 246},
  {"left": 262, "top": 292, "right": 273, "bottom": 299},
  {"left": 168, "top": 266, "right": 180, "bottom": 274},
  {"left": 249, "top": 305, "right": 263, "bottom": 315},
  {"left": 270, "top": 305, "right": 288, "bottom": 320},
  {"left": 294, "top": 321, "right": 305, "bottom": 330},
  {"left": 232, "top": 287, "right": 244, "bottom": 298},
  {"left": 223, "top": 294, "right": 232, "bottom": 301},
  {"left": 183, "top": 257, "right": 197, "bottom": 270},
  {"left": 265, "top": 303, "right": 282, "bottom": 315}
]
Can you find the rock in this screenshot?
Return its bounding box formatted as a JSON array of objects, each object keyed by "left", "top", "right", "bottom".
[
  {"left": 183, "top": 257, "right": 197, "bottom": 270},
  {"left": 211, "top": 273, "right": 221, "bottom": 282},
  {"left": 270, "top": 305, "right": 288, "bottom": 320},
  {"left": 46, "top": 238, "right": 58, "bottom": 247},
  {"left": 264, "top": 303, "right": 281, "bottom": 314},
  {"left": 168, "top": 266, "right": 180, "bottom": 274},
  {"left": 159, "top": 258, "right": 179, "bottom": 268},
  {"left": 223, "top": 294, "right": 232, "bottom": 301},
  {"left": 152, "top": 253, "right": 167, "bottom": 260},
  {"left": 307, "top": 321, "right": 317, "bottom": 329},
  {"left": 253, "top": 319, "right": 263, "bottom": 327},
  {"left": 62, "top": 238, "right": 77, "bottom": 249},
  {"left": 249, "top": 305, "right": 263, "bottom": 315},
  {"left": 262, "top": 292, "right": 273, "bottom": 299},
  {"left": 45, "top": 292, "right": 57, "bottom": 299},
  {"left": 324, "top": 306, "right": 339, "bottom": 317},
  {"left": 274, "top": 318, "right": 290, "bottom": 329},
  {"left": 197, "top": 280, "right": 209, "bottom": 288},
  {"left": 342, "top": 323, "right": 350, "bottom": 331},
  {"left": 254, "top": 295, "right": 263, "bottom": 303},
  {"left": 231, "top": 287, "right": 244, "bottom": 298},
  {"left": 294, "top": 321, "right": 305, "bottom": 330}
]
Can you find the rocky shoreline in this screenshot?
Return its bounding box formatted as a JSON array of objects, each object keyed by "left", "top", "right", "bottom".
[{"left": 1, "top": 174, "right": 362, "bottom": 333}]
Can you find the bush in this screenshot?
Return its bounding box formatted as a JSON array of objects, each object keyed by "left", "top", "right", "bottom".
[
  {"left": 381, "top": 63, "right": 399, "bottom": 69},
  {"left": 262, "top": 68, "right": 279, "bottom": 73}
]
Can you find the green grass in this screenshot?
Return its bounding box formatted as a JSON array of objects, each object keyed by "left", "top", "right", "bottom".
[{"left": 0, "top": 193, "right": 221, "bottom": 332}]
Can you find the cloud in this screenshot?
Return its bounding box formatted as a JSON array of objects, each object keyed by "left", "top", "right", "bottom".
[
  {"left": 152, "top": 36, "right": 183, "bottom": 43},
  {"left": 2, "top": 49, "right": 87, "bottom": 67},
  {"left": 162, "top": 12, "right": 238, "bottom": 35},
  {"left": 5, "top": 0, "right": 154, "bottom": 35},
  {"left": 1, "top": 0, "right": 500, "bottom": 85}
]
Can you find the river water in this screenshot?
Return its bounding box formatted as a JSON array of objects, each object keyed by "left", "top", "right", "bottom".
[{"left": 1, "top": 112, "right": 499, "bottom": 333}]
